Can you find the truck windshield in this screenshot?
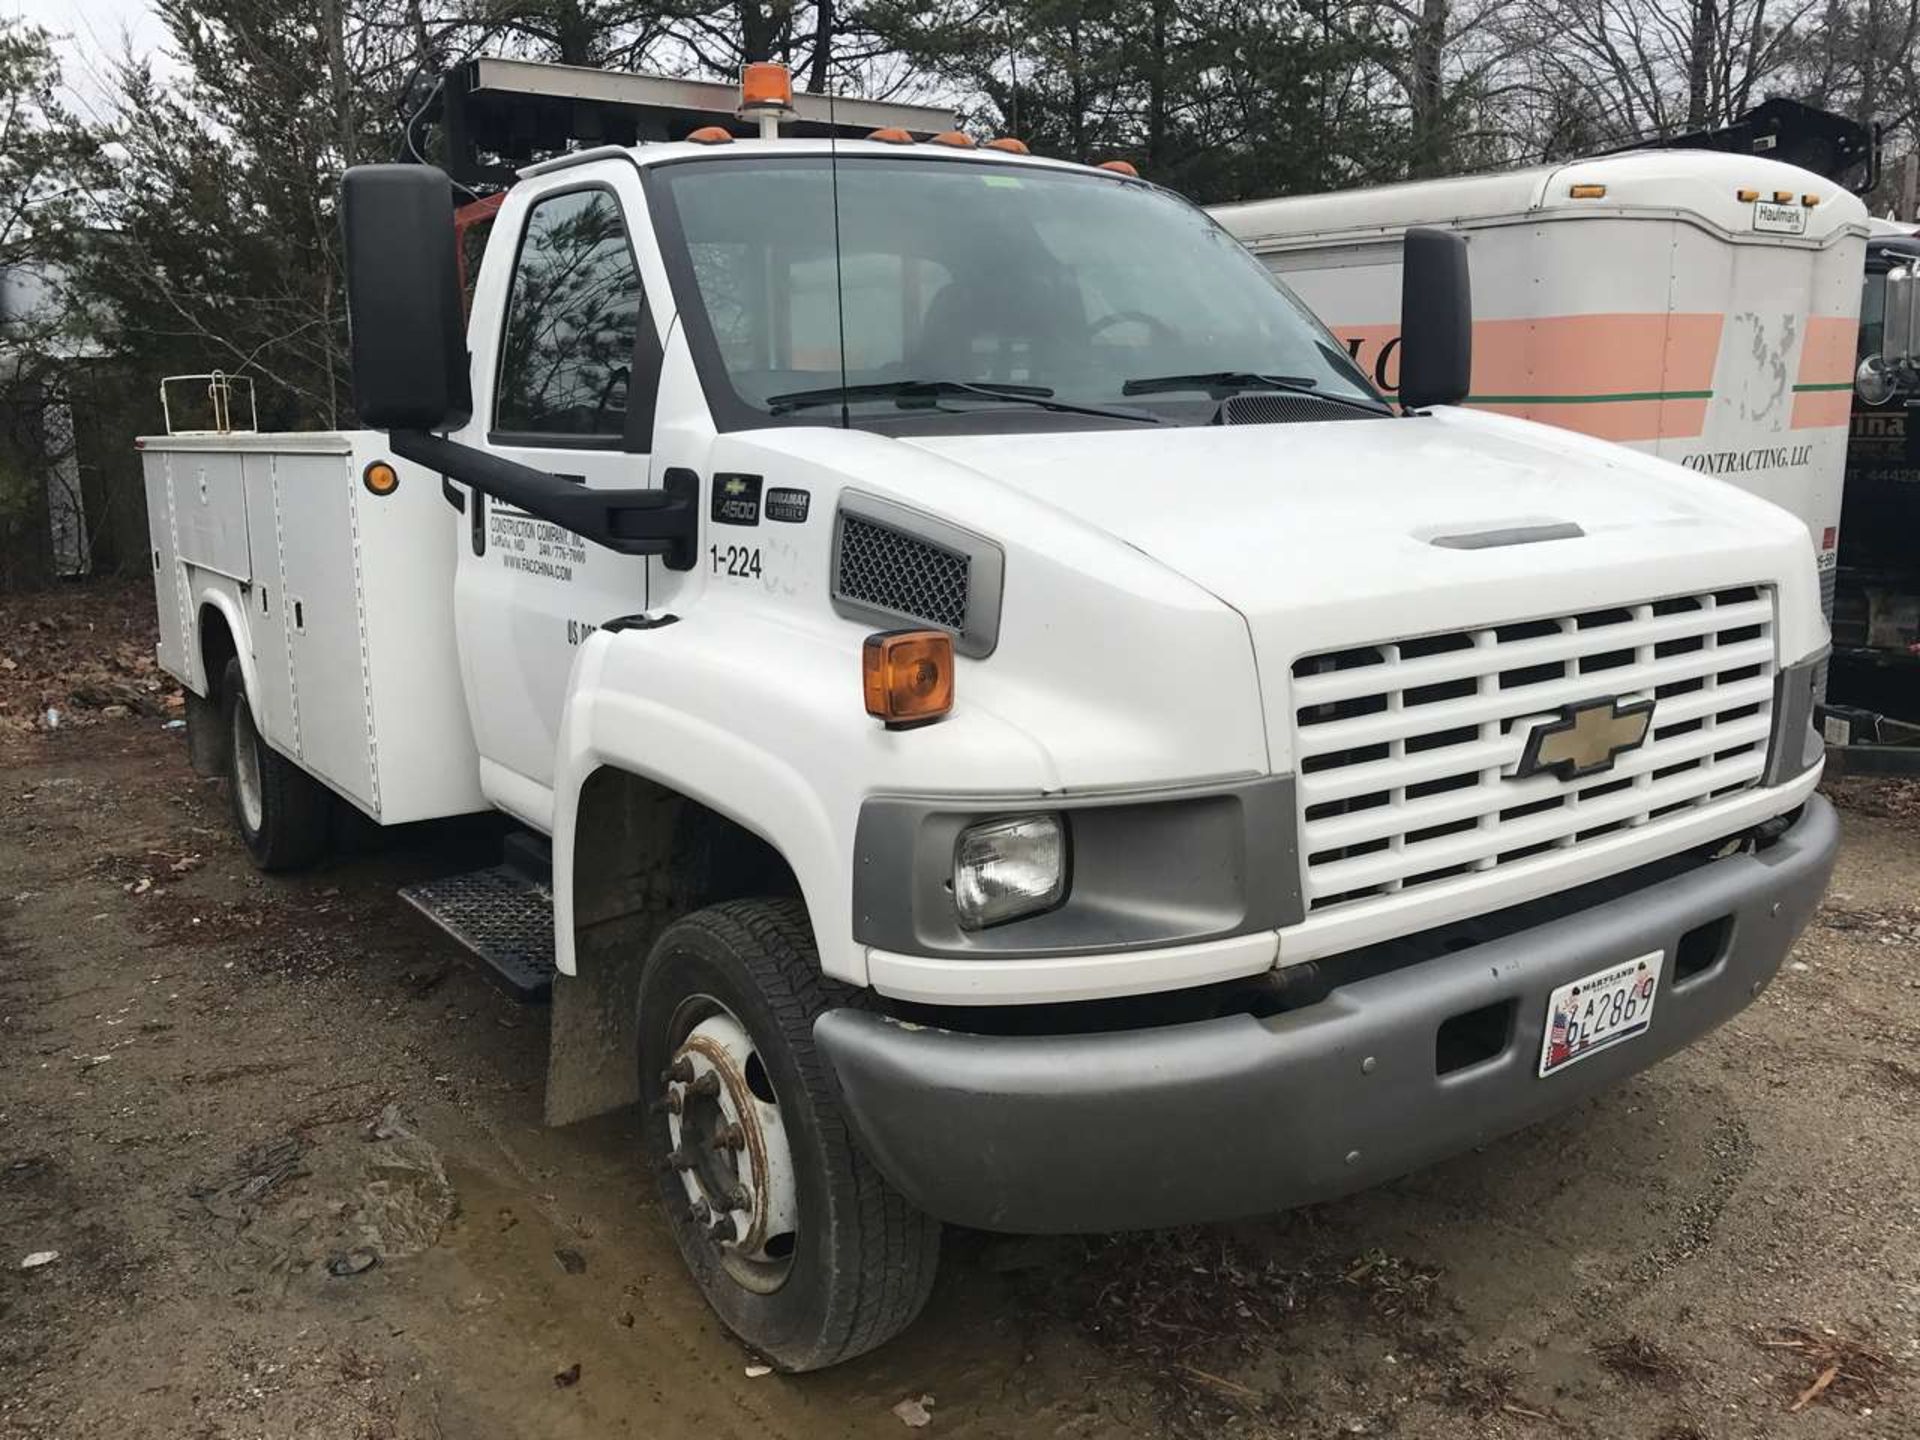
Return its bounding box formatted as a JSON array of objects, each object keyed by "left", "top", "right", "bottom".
[{"left": 647, "top": 155, "right": 1387, "bottom": 429}]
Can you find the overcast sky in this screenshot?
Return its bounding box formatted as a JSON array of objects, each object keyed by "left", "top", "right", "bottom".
[{"left": 11, "top": 0, "right": 171, "bottom": 119}]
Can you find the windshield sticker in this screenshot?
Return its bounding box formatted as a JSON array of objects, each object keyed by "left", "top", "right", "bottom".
[
  {"left": 765, "top": 487, "right": 811, "bottom": 523},
  {"left": 711, "top": 473, "right": 762, "bottom": 526},
  {"left": 981, "top": 175, "right": 1024, "bottom": 189}
]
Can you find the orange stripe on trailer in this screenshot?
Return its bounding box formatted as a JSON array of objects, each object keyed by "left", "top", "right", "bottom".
[
  {"left": 1790, "top": 315, "right": 1858, "bottom": 430},
  {"left": 1331, "top": 313, "right": 1722, "bottom": 441},
  {"left": 1467, "top": 314, "right": 1722, "bottom": 406}
]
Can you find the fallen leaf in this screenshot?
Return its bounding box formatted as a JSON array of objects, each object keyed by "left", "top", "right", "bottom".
[
  {"left": 891, "top": 1394, "right": 934, "bottom": 1428},
  {"left": 554, "top": 1363, "right": 581, "bottom": 1388},
  {"left": 1791, "top": 1363, "right": 1841, "bottom": 1413},
  {"left": 20, "top": 1250, "right": 59, "bottom": 1269},
  {"left": 744, "top": 1364, "right": 772, "bottom": 1378}
]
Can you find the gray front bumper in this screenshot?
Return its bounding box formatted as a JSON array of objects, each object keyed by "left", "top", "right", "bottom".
[{"left": 815, "top": 796, "right": 1838, "bottom": 1234}]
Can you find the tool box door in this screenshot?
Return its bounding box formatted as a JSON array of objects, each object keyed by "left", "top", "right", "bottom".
[{"left": 273, "top": 451, "right": 374, "bottom": 808}]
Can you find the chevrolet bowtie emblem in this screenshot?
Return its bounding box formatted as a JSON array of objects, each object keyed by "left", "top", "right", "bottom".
[{"left": 1513, "top": 696, "right": 1656, "bottom": 781}]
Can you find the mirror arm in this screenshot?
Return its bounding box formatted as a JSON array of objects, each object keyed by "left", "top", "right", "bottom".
[{"left": 390, "top": 429, "right": 698, "bottom": 570}]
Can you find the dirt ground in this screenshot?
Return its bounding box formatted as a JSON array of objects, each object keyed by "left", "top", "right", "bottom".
[{"left": 3, "top": 586, "right": 1918, "bottom": 1440}]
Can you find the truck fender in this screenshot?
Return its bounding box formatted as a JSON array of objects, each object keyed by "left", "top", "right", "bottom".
[
  {"left": 548, "top": 633, "right": 848, "bottom": 983},
  {"left": 188, "top": 578, "right": 263, "bottom": 712}
]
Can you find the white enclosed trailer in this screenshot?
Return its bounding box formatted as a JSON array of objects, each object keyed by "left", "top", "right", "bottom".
[
  {"left": 1212, "top": 152, "right": 1869, "bottom": 607},
  {"left": 142, "top": 65, "right": 1837, "bottom": 1372}
]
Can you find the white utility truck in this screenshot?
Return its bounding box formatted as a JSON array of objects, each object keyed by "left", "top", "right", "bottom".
[
  {"left": 1212, "top": 152, "right": 1869, "bottom": 636},
  {"left": 141, "top": 66, "right": 1837, "bottom": 1370}
]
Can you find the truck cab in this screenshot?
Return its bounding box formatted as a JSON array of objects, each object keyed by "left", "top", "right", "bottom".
[{"left": 144, "top": 65, "right": 1838, "bottom": 1372}]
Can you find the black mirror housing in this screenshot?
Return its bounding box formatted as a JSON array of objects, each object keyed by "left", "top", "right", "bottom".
[
  {"left": 342, "top": 165, "right": 472, "bottom": 431},
  {"left": 1399, "top": 227, "right": 1472, "bottom": 410}
]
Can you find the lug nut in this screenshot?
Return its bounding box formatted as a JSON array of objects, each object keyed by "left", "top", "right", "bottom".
[
  {"left": 661, "top": 1058, "right": 695, "bottom": 1085},
  {"left": 688, "top": 1198, "right": 710, "bottom": 1224},
  {"left": 708, "top": 1214, "right": 738, "bottom": 1245},
  {"left": 669, "top": 1147, "right": 694, "bottom": 1172},
  {"left": 709, "top": 1122, "right": 744, "bottom": 1152},
  {"left": 728, "top": 1185, "right": 752, "bottom": 1212},
  {"left": 689, "top": 1072, "right": 721, "bottom": 1099}
]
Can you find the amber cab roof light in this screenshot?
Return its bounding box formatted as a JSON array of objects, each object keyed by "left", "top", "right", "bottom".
[
  {"left": 738, "top": 62, "right": 795, "bottom": 138},
  {"left": 984, "top": 136, "right": 1030, "bottom": 154},
  {"left": 867, "top": 127, "right": 915, "bottom": 145},
  {"left": 1098, "top": 159, "right": 1139, "bottom": 177},
  {"left": 930, "top": 130, "right": 975, "bottom": 148},
  {"left": 863, "top": 630, "right": 954, "bottom": 727}
]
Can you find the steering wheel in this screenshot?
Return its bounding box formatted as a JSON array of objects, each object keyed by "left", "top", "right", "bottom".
[{"left": 1086, "top": 309, "right": 1180, "bottom": 346}]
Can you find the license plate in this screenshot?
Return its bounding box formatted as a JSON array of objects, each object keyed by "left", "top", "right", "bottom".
[{"left": 1538, "top": 952, "right": 1663, "bottom": 1077}]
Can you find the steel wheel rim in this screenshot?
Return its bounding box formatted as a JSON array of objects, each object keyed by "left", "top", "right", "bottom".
[
  {"left": 660, "top": 993, "right": 800, "bottom": 1294},
  {"left": 230, "top": 694, "right": 264, "bottom": 835}
]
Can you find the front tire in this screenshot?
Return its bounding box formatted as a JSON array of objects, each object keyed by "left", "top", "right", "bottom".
[
  {"left": 220, "top": 657, "right": 329, "bottom": 872},
  {"left": 637, "top": 899, "right": 940, "bottom": 1371}
]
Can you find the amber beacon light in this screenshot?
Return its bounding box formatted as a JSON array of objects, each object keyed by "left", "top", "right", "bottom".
[
  {"left": 863, "top": 630, "right": 954, "bottom": 726},
  {"left": 362, "top": 459, "right": 399, "bottom": 496}
]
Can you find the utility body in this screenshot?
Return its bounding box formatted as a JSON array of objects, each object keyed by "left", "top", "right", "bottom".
[{"left": 140, "top": 69, "right": 1838, "bottom": 1369}]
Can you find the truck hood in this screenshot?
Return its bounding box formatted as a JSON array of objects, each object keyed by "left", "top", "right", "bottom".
[{"left": 894, "top": 406, "right": 1822, "bottom": 665}]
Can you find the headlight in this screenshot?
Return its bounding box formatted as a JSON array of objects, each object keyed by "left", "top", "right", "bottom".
[{"left": 953, "top": 815, "right": 1067, "bottom": 929}]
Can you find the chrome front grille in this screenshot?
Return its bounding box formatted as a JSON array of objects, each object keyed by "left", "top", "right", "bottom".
[{"left": 1291, "top": 587, "right": 1777, "bottom": 913}]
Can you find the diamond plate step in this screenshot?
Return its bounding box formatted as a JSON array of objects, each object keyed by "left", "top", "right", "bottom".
[{"left": 400, "top": 865, "right": 555, "bottom": 1002}]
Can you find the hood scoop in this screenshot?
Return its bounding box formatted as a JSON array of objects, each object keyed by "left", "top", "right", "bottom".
[{"left": 1424, "top": 520, "right": 1585, "bottom": 551}]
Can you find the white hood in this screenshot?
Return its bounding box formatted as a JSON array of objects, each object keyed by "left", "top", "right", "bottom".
[{"left": 896, "top": 406, "right": 1824, "bottom": 668}]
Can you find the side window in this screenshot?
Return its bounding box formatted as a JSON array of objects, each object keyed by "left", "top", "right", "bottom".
[{"left": 495, "top": 189, "right": 643, "bottom": 439}]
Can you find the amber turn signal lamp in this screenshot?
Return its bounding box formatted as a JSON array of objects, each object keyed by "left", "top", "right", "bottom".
[
  {"left": 362, "top": 460, "right": 399, "bottom": 496},
  {"left": 863, "top": 630, "right": 954, "bottom": 726},
  {"left": 984, "top": 136, "right": 1030, "bottom": 154},
  {"left": 930, "top": 130, "right": 975, "bottom": 148},
  {"left": 1098, "top": 159, "right": 1139, "bottom": 176},
  {"left": 867, "top": 127, "right": 915, "bottom": 145},
  {"left": 1568, "top": 183, "right": 1606, "bottom": 198},
  {"left": 740, "top": 62, "right": 793, "bottom": 112},
  {"left": 688, "top": 125, "right": 734, "bottom": 145}
]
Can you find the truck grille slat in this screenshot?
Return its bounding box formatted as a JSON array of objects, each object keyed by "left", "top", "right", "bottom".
[
  {"left": 1291, "top": 587, "right": 1776, "bottom": 913},
  {"left": 1290, "top": 596, "right": 1774, "bottom": 707},
  {"left": 1296, "top": 635, "right": 1774, "bottom": 757}
]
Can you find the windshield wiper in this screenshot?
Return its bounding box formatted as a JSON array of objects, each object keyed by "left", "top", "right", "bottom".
[
  {"left": 1121, "top": 370, "right": 1389, "bottom": 414},
  {"left": 766, "top": 379, "right": 1165, "bottom": 424}
]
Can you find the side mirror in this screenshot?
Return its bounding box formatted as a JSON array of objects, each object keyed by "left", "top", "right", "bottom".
[
  {"left": 1399, "top": 227, "right": 1472, "bottom": 410},
  {"left": 341, "top": 165, "right": 471, "bottom": 431},
  {"left": 1883, "top": 264, "right": 1917, "bottom": 374}
]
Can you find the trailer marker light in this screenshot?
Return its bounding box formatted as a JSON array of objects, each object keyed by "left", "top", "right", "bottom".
[
  {"left": 1568, "top": 183, "right": 1606, "bottom": 198},
  {"left": 984, "top": 137, "right": 1030, "bottom": 154},
  {"left": 930, "top": 131, "right": 975, "bottom": 148},
  {"left": 1098, "top": 160, "right": 1139, "bottom": 176},
  {"left": 1803, "top": 193, "right": 1821, "bottom": 207},
  {"left": 362, "top": 460, "right": 399, "bottom": 496},
  {"left": 867, "top": 127, "right": 915, "bottom": 145},
  {"left": 688, "top": 125, "right": 734, "bottom": 145},
  {"left": 1737, "top": 188, "right": 1760, "bottom": 202},
  {"left": 1773, "top": 190, "right": 1794, "bottom": 204},
  {"left": 862, "top": 629, "right": 953, "bottom": 726}
]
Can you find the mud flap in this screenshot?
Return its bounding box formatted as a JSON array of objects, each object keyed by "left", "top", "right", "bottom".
[
  {"left": 185, "top": 689, "right": 226, "bottom": 776},
  {"left": 544, "top": 914, "right": 665, "bottom": 1126}
]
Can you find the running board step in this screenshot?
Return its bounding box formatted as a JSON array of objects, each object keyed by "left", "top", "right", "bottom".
[{"left": 399, "top": 866, "right": 556, "bottom": 1002}]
